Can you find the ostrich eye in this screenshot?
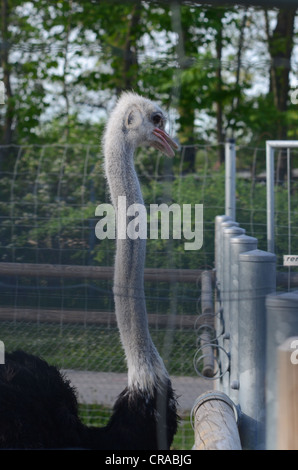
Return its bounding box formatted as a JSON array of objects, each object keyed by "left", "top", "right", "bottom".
[{"left": 151, "top": 113, "right": 163, "bottom": 127}]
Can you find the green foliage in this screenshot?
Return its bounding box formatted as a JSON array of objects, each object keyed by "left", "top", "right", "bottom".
[
  {"left": 2, "top": 141, "right": 296, "bottom": 270},
  {"left": 1, "top": 2, "right": 297, "bottom": 150}
]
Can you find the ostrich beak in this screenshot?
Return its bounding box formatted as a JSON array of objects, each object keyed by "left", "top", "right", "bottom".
[{"left": 152, "top": 128, "right": 178, "bottom": 157}]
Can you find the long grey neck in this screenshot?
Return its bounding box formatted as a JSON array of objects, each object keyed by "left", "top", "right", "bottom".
[{"left": 105, "top": 140, "right": 168, "bottom": 393}]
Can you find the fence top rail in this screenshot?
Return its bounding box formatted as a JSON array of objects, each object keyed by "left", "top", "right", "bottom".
[
  {"left": 0, "top": 262, "right": 206, "bottom": 284},
  {"left": 0, "top": 307, "right": 200, "bottom": 329},
  {"left": 0, "top": 262, "right": 297, "bottom": 286},
  {"left": 266, "top": 141, "right": 298, "bottom": 149}
]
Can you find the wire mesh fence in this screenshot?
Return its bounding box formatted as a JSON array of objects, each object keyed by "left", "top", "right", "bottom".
[{"left": 0, "top": 141, "right": 297, "bottom": 448}]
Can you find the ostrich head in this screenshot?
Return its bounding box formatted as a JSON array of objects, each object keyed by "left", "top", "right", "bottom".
[{"left": 103, "top": 92, "right": 178, "bottom": 159}]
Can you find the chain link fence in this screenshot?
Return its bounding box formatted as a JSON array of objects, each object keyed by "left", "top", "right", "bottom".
[{"left": 0, "top": 142, "right": 297, "bottom": 448}]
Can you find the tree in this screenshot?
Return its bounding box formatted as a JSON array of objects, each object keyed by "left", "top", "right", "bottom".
[
  {"left": 73, "top": 1, "right": 144, "bottom": 98},
  {"left": 1, "top": 0, "right": 297, "bottom": 162},
  {"left": 266, "top": 8, "right": 296, "bottom": 129},
  {"left": 0, "top": 0, "right": 13, "bottom": 151},
  {"left": 140, "top": 3, "right": 240, "bottom": 169},
  {"left": 265, "top": 7, "right": 297, "bottom": 182},
  {"left": 0, "top": 0, "right": 51, "bottom": 153}
]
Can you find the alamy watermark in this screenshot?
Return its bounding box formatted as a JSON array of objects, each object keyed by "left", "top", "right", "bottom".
[
  {"left": 95, "top": 197, "right": 203, "bottom": 251},
  {"left": 290, "top": 339, "right": 298, "bottom": 365}
]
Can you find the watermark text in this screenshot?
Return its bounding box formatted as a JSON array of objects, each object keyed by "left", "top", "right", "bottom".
[
  {"left": 95, "top": 197, "right": 203, "bottom": 251},
  {"left": 290, "top": 339, "right": 298, "bottom": 365}
]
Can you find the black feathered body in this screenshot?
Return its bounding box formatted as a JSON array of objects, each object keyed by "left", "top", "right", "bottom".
[{"left": 0, "top": 351, "right": 178, "bottom": 449}]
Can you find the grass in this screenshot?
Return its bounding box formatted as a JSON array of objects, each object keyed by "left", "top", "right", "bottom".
[
  {"left": 0, "top": 321, "right": 197, "bottom": 376},
  {"left": 172, "top": 414, "right": 194, "bottom": 450}
]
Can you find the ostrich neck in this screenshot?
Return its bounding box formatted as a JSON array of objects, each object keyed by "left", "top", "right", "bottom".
[{"left": 105, "top": 140, "right": 167, "bottom": 392}]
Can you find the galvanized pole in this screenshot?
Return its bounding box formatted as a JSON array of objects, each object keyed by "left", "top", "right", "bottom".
[
  {"left": 214, "top": 216, "right": 237, "bottom": 330},
  {"left": 266, "top": 291, "right": 298, "bottom": 450},
  {"left": 238, "top": 249, "right": 276, "bottom": 449},
  {"left": 277, "top": 336, "right": 298, "bottom": 450},
  {"left": 229, "top": 234, "right": 258, "bottom": 405},
  {"left": 218, "top": 220, "right": 239, "bottom": 297},
  {"left": 266, "top": 142, "right": 275, "bottom": 253},
  {"left": 215, "top": 219, "right": 239, "bottom": 390},
  {"left": 221, "top": 225, "right": 245, "bottom": 394},
  {"left": 193, "top": 391, "right": 241, "bottom": 450},
  {"left": 225, "top": 140, "right": 236, "bottom": 221},
  {"left": 199, "top": 270, "right": 215, "bottom": 378},
  {"left": 215, "top": 215, "right": 232, "bottom": 283}
]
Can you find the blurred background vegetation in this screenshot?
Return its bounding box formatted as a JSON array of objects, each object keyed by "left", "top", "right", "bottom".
[
  {"left": 0, "top": 0, "right": 297, "bottom": 267},
  {"left": 0, "top": 0, "right": 298, "bottom": 317},
  {"left": 1, "top": 1, "right": 297, "bottom": 154}
]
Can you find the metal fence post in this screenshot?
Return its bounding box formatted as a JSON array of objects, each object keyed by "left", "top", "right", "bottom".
[
  {"left": 218, "top": 220, "right": 239, "bottom": 297},
  {"left": 221, "top": 226, "right": 245, "bottom": 394},
  {"left": 193, "top": 391, "right": 241, "bottom": 450},
  {"left": 265, "top": 291, "right": 298, "bottom": 450},
  {"left": 215, "top": 218, "right": 239, "bottom": 390},
  {"left": 199, "top": 270, "right": 215, "bottom": 378},
  {"left": 225, "top": 140, "right": 236, "bottom": 221},
  {"left": 215, "top": 215, "right": 232, "bottom": 292},
  {"left": 238, "top": 249, "right": 276, "bottom": 449},
  {"left": 266, "top": 142, "right": 275, "bottom": 253},
  {"left": 229, "top": 235, "right": 258, "bottom": 405},
  {"left": 277, "top": 336, "right": 298, "bottom": 450}
]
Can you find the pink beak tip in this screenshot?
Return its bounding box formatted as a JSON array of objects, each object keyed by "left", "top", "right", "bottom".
[{"left": 153, "top": 127, "right": 179, "bottom": 156}]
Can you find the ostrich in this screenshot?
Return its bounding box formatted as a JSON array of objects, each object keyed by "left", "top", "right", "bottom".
[{"left": 0, "top": 92, "right": 179, "bottom": 450}]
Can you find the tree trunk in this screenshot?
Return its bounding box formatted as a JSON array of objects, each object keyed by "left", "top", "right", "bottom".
[
  {"left": 0, "top": 0, "right": 14, "bottom": 150},
  {"left": 265, "top": 8, "right": 296, "bottom": 183},
  {"left": 62, "top": 1, "right": 72, "bottom": 141},
  {"left": 228, "top": 9, "right": 247, "bottom": 135},
  {"left": 172, "top": 1, "right": 196, "bottom": 173},
  {"left": 117, "top": 4, "right": 141, "bottom": 95}
]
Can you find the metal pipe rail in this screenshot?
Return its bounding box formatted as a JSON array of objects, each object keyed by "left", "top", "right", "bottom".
[
  {"left": 0, "top": 262, "right": 206, "bottom": 284},
  {"left": 192, "top": 390, "right": 241, "bottom": 450},
  {"left": 0, "top": 262, "right": 296, "bottom": 286}
]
